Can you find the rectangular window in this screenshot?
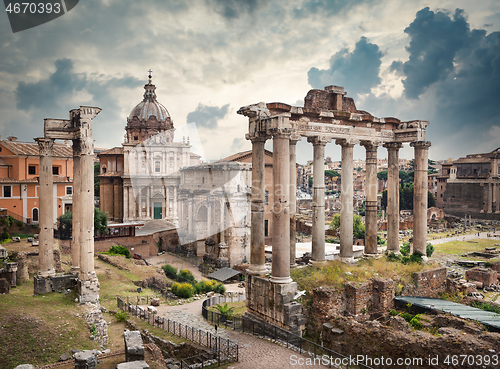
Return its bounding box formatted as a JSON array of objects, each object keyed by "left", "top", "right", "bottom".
[
  {"left": 66, "top": 186, "right": 73, "bottom": 195},
  {"left": 28, "top": 165, "right": 36, "bottom": 175},
  {"left": 265, "top": 190, "right": 269, "bottom": 205},
  {"left": 52, "top": 166, "right": 59, "bottom": 175},
  {"left": 3, "top": 186, "right": 11, "bottom": 198},
  {"left": 264, "top": 219, "right": 269, "bottom": 237},
  {"left": 155, "top": 161, "right": 160, "bottom": 173}
]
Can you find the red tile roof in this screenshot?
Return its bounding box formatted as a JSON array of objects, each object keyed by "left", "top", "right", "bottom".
[{"left": 0, "top": 140, "right": 73, "bottom": 157}]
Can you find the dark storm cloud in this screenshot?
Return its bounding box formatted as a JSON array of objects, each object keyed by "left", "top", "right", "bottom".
[
  {"left": 401, "top": 8, "right": 470, "bottom": 99},
  {"left": 186, "top": 103, "right": 229, "bottom": 129},
  {"left": 205, "top": 0, "right": 271, "bottom": 19},
  {"left": 307, "top": 37, "right": 383, "bottom": 96}
]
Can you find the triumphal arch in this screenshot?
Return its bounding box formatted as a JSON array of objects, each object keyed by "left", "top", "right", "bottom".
[{"left": 238, "top": 85, "right": 431, "bottom": 334}]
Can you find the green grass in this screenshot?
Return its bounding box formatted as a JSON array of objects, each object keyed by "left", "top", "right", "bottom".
[
  {"left": 208, "top": 301, "right": 247, "bottom": 317},
  {"left": 433, "top": 239, "right": 500, "bottom": 260}
]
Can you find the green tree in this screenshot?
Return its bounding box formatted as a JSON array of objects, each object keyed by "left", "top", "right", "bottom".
[
  {"left": 381, "top": 186, "right": 435, "bottom": 210},
  {"left": 57, "top": 207, "right": 108, "bottom": 239},
  {"left": 330, "top": 214, "right": 365, "bottom": 239},
  {"left": 308, "top": 177, "right": 313, "bottom": 187},
  {"left": 94, "top": 163, "right": 100, "bottom": 197},
  {"left": 324, "top": 170, "right": 340, "bottom": 178},
  {"left": 377, "top": 171, "right": 388, "bottom": 180}
]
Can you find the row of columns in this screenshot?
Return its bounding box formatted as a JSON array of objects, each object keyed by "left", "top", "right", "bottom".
[
  {"left": 248, "top": 129, "right": 432, "bottom": 282},
  {"left": 485, "top": 182, "right": 500, "bottom": 213}
]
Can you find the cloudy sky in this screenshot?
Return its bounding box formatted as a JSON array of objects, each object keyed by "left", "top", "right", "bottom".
[{"left": 1, "top": 0, "right": 499, "bottom": 164}]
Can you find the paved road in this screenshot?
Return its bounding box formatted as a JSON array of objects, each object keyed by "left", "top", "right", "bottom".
[{"left": 428, "top": 231, "right": 499, "bottom": 245}]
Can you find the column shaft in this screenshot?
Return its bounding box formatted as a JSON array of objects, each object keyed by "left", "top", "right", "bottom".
[
  {"left": 271, "top": 132, "right": 292, "bottom": 283},
  {"left": 249, "top": 137, "right": 266, "bottom": 275},
  {"left": 338, "top": 140, "right": 355, "bottom": 259},
  {"left": 488, "top": 183, "right": 493, "bottom": 213},
  {"left": 411, "top": 141, "right": 431, "bottom": 255},
  {"left": 71, "top": 140, "right": 81, "bottom": 275},
  {"left": 79, "top": 137, "right": 96, "bottom": 281},
  {"left": 363, "top": 143, "right": 378, "bottom": 254},
  {"left": 385, "top": 143, "right": 402, "bottom": 253},
  {"left": 308, "top": 137, "right": 328, "bottom": 262},
  {"left": 37, "top": 138, "right": 55, "bottom": 278},
  {"left": 219, "top": 197, "right": 225, "bottom": 244},
  {"left": 289, "top": 136, "right": 299, "bottom": 266}
]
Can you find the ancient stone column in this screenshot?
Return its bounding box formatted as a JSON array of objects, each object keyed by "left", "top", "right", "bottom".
[
  {"left": 411, "top": 141, "right": 431, "bottom": 256},
  {"left": 188, "top": 196, "right": 193, "bottom": 237},
  {"left": 363, "top": 142, "right": 379, "bottom": 254},
  {"left": 488, "top": 183, "right": 493, "bottom": 213},
  {"left": 270, "top": 129, "right": 292, "bottom": 283},
  {"left": 248, "top": 135, "right": 267, "bottom": 275},
  {"left": 307, "top": 136, "right": 330, "bottom": 262},
  {"left": 71, "top": 139, "right": 81, "bottom": 275},
  {"left": 36, "top": 138, "right": 56, "bottom": 278},
  {"left": 78, "top": 134, "right": 99, "bottom": 303},
  {"left": 289, "top": 134, "right": 300, "bottom": 266},
  {"left": 384, "top": 142, "right": 403, "bottom": 253},
  {"left": 337, "top": 139, "right": 357, "bottom": 260},
  {"left": 219, "top": 196, "right": 225, "bottom": 245}
]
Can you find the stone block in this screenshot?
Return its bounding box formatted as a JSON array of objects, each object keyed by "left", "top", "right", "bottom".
[
  {"left": 0, "top": 278, "right": 9, "bottom": 294},
  {"left": 124, "top": 330, "right": 145, "bottom": 362},
  {"left": 14, "top": 365, "right": 35, "bottom": 369},
  {"left": 52, "top": 275, "right": 77, "bottom": 291},
  {"left": 150, "top": 298, "right": 160, "bottom": 306},
  {"left": 465, "top": 268, "right": 498, "bottom": 288},
  {"left": 74, "top": 350, "right": 98, "bottom": 369},
  {"left": 33, "top": 275, "right": 52, "bottom": 295},
  {"left": 147, "top": 306, "right": 157, "bottom": 314},
  {"left": 116, "top": 361, "right": 150, "bottom": 369}
]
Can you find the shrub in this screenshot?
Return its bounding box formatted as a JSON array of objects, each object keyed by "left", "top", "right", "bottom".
[
  {"left": 408, "top": 251, "right": 423, "bottom": 264},
  {"left": 106, "top": 245, "right": 131, "bottom": 258},
  {"left": 15, "top": 220, "right": 23, "bottom": 228},
  {"left": 400, "top": 242, "right": 410, "bottom": 256},
  {"left": 115, "top": 310, "right": 129, "bottom": 322},
  {"left": 426, "top": 242, "right": 434, "bottom": 257},
  {"left": 194, "top": 280, "right": 214, "bottom": 294},
  {"left": 213, "top": 282, "right": 226, "bottom": 294},
  {"left": 409, "top": 315, "right": 423, "bottom": 329},
  {"left": 179, "top": 269, "right": 195, "bottom": 282},
  {"left": 162, "top": 264, "right": 178, "bottom": 279},
  {"left": 171, "top": 282, "right": 194, "bottom": 298},
  {"left": 0, "top": 227, "right": 9, "bottom": 241}
]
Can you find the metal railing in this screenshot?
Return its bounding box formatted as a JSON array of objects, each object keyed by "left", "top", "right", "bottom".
[
  {"left": 116, "top": 296, "right": 238, "bottom": 368},
  {"left": 202, "top": 295, "right": 372, "bottom": 369}
]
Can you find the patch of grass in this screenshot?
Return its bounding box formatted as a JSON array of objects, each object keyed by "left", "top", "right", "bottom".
[
  {"left": 291, "top": 258, "right": 435, "bottom": 291},
  {"left": 433, "top": 239, "right": 500, "bottom": 256},
  {"left": 208, "top": 301, "right": 246, "bottom": 318},
  {"left": 471, "top": 301, "right": 500, "bottom": 314}
]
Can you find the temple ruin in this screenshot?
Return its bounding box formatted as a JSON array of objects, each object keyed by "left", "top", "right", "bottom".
[
  {"left": 238, "top": 85, "right": 431, "bottom": 334},
  {"left": 35, "top": 106, "right": 101, "bottom": 303}
]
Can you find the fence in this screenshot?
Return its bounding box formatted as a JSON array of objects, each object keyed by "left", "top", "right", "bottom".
[
  {"left": 202, "top": 295, "right": 372, "bottom": 369},
  {"left": 116, "top": 296, "right": 238, "bottom": 368}
]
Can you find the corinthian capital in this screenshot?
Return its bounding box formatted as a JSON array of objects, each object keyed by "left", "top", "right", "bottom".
[{"left": 35, "top": 138, "right": 54, "bottom": 156}]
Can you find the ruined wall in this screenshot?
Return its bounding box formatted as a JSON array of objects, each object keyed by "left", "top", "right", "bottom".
[
  {"left": 443, "top": 182, "right": 500, "bottom": 220},
  {"left": 17, "top": 250, "right": 63, "bottom": 283},
  {"left": 401, "top": 267, "right": 448, "bottom": 297},
  {"left": 465, "top": 267, "right": 498, "bottom": 287}
]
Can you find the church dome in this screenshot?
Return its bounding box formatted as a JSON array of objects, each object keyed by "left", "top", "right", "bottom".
[
  {"left": 125, "top": 72, "right": 174, "bottom": 143},
  {"left": 128, "top": 75, "right": 170, "bottom": 122}
]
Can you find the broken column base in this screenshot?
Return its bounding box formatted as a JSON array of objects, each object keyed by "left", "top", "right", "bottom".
[
  {"left": 33, "top": 274, "right": 78, "bottom": 296},
  {"left": 245, "top": 274, "right": 306, "bottom": 336},
  {"left": 78, "top": 277, "right": 100, "bottom": 303}
]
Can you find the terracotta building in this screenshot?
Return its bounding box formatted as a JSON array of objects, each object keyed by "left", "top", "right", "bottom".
[{"left": 0, "top": 136, "right": 73, "bottom": 223}]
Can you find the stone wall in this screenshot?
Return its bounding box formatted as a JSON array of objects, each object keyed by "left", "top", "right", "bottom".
[
  {"left": 312, "top": 278, "right": 395, "bottom": 319},
  {"left": 401, "top": 267, "right": 448, "bottom": 297},
  {"left": 245, "top": 275, "right": 306, "bottom": 335},
  {"left": 465, "top": 267, "right": 498, "bottom": 287}
]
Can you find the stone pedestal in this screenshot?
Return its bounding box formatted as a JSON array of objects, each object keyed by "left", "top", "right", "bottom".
[
  {"left": 77, "top": 276, "right": 100, "bottom": 304},
  {"left": 6, "top": 262, "right": 17, "bottom": 287},
  {"left": 411, "top": 141, "right": 431, "bottom": 255},
  {"left": 245, "top": 274, "right": 305, "bottom": 335},
  {"left": 385, "top": 142, "right": 403, "bottom": 253},
  {"left": 73, "top": 350, "right": 98, "bottom": 369},
  {"left": 124, "top": 330, "right": 145, "bottom": 362}
]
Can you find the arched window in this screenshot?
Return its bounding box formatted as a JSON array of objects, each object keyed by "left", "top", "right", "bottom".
[{"left": 32, "top": 208, "right": 39, "bottom": 222}]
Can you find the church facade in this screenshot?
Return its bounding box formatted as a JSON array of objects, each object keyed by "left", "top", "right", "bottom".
[{"left": 99, "top": 75, "right": 200, "bottom": 223}]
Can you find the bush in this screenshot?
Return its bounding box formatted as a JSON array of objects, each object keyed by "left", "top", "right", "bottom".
[
  {"left": 171, "top": 282, "right": 194, "bottom": 298},
  {"left": 194, "top": 280, "right": 214, "bottom": 294},
  {"left": 213, "top": 282, "right": 226, "bottom": 294},
  {"left": 115, "top": 310, "right": 129, "bottom": 322},
  {"left": 400, "top": 242, "right": 410, "bottom": 257},
  {"left": 426, "top": 242, "right": 434, "bottom": 257},
  {"left": 15, "top": 220, "right": 23, "bottom": 228},
  {"left": 106, "top": 245, "right": 131, "bottom": 258},
  {"left": 0, "top": 227, "right": 9, "bottom": 241},
  {"left": 162, "top": 264, "right": 178, "bottom": 279},
  {"left": 179, "top": 269, "right": 195, "bottom": 282}
]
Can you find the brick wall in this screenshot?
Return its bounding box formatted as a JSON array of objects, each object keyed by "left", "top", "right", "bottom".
[
  {"left": 465, "top": 267, "right": 498, "bottom": 287},
  {"left": 400, "top": 267, "right": 447, "bottom": 297}
]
